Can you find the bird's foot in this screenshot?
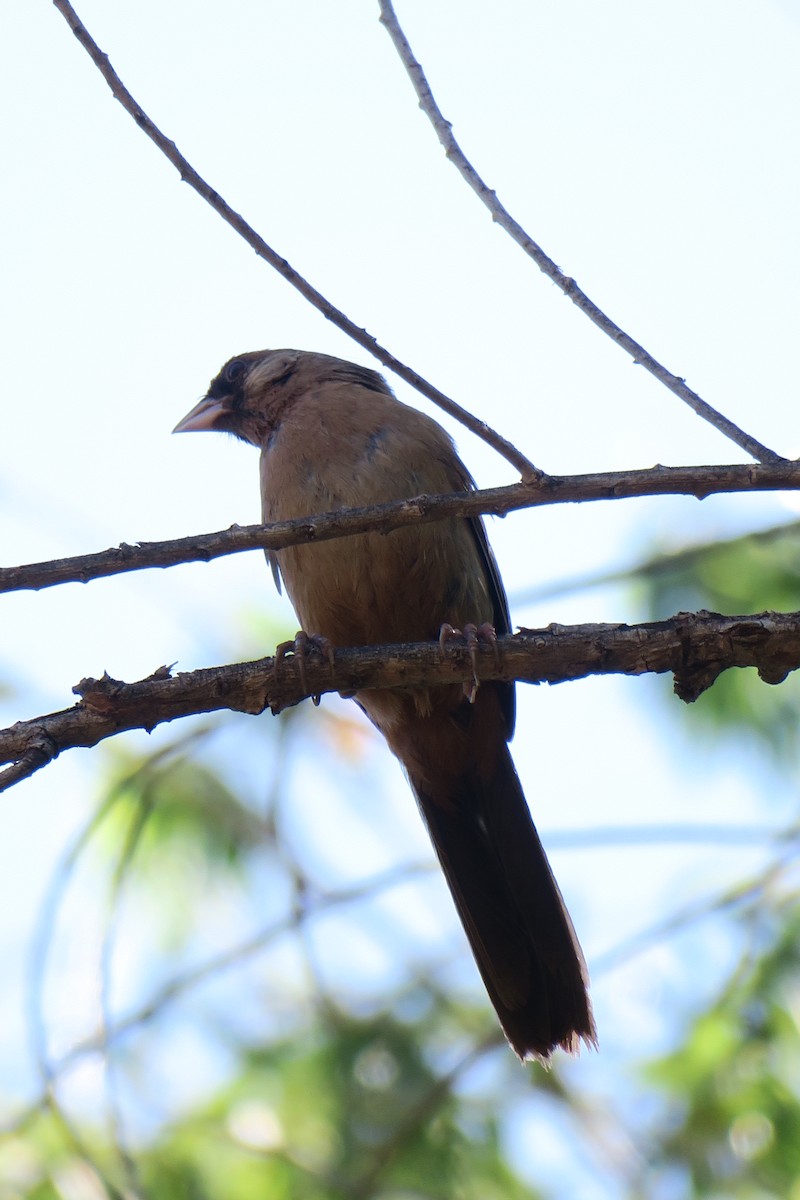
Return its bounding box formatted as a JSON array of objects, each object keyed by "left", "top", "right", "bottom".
[
  {"left": 275, "top": 630, "right": 335, "bottom": 705},
  {"left": 438, "top": 621, "right": 500, "bottom": 703}
]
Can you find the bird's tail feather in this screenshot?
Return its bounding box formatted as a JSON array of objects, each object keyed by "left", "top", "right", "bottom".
[{"left": 404, "top": 725, "right": 595, "bottom": 1061}]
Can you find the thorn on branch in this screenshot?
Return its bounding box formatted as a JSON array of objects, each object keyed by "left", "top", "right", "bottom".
[
  {"left": 673, "top": 664, "right": 724, "bottom": 703},
  {"left": 149, "top": 663, "right": 177, "bottom": 681}
]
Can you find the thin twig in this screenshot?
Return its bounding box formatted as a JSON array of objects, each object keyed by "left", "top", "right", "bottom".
[
  {"left": 49, "top": 0, "right": 538, "bottom": 481},
  {"left": 3, "top": 609, "right": 800, "bottom": 790},
  {"left": 377, "top": 0, "right": 784, "bottom": 465},
  {"left": 4, "top": 458, "right": 800, "bottom": 594}
]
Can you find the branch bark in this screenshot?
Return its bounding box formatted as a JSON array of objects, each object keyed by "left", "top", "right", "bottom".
[
  {"left": 3, "top": 460, "right": 800, "bottom": 594},
  {"left": 3, "top": 610, "right": 798, "bottom": 791}
]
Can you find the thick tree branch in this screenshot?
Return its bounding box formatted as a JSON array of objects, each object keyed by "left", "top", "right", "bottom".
[
  {"left": 50, "top": 0, "right": 539, "bottom": 481},
  {"left": 3, "top": 610, "right": 799, "bottom": 791},
  {"left": 377, "top": 0, "right": 783, "bottom": 466},
  {"left": 4, "top": 460, "right": 800, "bottom": 594}
]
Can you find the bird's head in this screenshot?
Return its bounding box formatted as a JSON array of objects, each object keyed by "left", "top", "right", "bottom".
[
  {"left": 173, "top": 349, "right": 303, "bottom": 446},
  {"left": 175, "top": 349, "right": 393, "bottom": 447}
]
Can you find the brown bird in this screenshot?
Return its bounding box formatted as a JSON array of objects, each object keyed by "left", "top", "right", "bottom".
[{"left": 175, "top": 349, "right": 595, "bottom": 1061}]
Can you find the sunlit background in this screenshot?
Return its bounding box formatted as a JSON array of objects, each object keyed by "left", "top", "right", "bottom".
[{"left": 2, "top": 2, "right": 800, "bottom": 1197}]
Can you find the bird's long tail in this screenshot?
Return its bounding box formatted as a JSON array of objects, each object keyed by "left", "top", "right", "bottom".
[{"left": 386, "top": 689, "right": 595, "bottom": 1061}]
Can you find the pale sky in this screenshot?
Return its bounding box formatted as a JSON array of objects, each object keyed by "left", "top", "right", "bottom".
[{"left": 2, "top": 1, "right": 800, "bottom": 1194}]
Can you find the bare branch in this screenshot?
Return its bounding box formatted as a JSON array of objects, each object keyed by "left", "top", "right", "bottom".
[
  {"left": 3, "top": 610, "right": 799, "bottom": 790},
  {"left": 50, "top": 0, "right": 538, "bottom": 482},
  {"left": 377, "top": 0, "right": 784, "bottom": 466},
  {"left": 4, "top": 459, "right": 800, "bottom": 595}
]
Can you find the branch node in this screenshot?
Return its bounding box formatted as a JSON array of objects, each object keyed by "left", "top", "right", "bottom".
[
  {"left": 73, "top": 672, "right": 126, "bottom": 712},
  {"left": 758, "top": 664, "right": 791, "bottom": 686}
]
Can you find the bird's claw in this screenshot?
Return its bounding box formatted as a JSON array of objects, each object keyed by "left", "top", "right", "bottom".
[
  {"left": 275, "top": 630, "right": 335, "bottom": 704},
  {"left": 438, "top": 621, "right": 500, "bottom": 704}
]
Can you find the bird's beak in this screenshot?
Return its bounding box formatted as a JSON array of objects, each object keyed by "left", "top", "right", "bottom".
[{"left": 173, "top": 396, "right": 226, "bottom": 434}]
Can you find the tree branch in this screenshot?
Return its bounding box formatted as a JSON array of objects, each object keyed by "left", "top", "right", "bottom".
[
  {"left": 4, "top": 459, "right": 800, "bottom": 594},
  {"left": 50, "top": 0, "right": 539, "bottom": 482},
  {"left": 377, "top": 0, "right": 784, "bottom": 466},
  {"left": 3, "top": 610, "right": 799, "bottom": 791}
]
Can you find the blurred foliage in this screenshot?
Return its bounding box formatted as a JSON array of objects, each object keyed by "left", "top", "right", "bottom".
[
  {"left": 101, "top": 744, "right": 269, "bottom": 871},
  {"left": 136, "top": 1013, "right": 532, "bottom": 1200},
  {"left": 640, "top": 521, "right": 800, "bottom": 617},
  {"left": 2, "top": 1010, "right": 534, "bottom": 1200},
  {"left": 637, "top": 520, "right": 800, "bottom": 761},
  {"left": 4, "top": 521, "right": 800, "bottom": 1200},
  {"left": 627, "top": 518, "right": 800, "bottom": 1196},
  {"left": 4, "top": 710, "right": 560, "bottom": 1199},
  {"left": 645, "top": 899, "right": 800, "bottom": 1199}
]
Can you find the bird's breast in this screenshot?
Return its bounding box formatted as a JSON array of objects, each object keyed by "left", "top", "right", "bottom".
[{"left": 259, "top": 414, "right": 494, "bottom": 649}]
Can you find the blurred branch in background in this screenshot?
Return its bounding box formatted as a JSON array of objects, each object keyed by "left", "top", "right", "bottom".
[{"left": 513, "top": 518, "right": 800, "bottom": 607}]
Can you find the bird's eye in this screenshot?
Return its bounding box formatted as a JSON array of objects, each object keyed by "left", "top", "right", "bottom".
[{"left": 224, "top": 360, "right": 245, "bottom": 384}]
